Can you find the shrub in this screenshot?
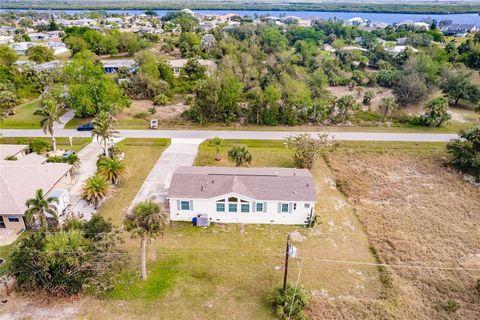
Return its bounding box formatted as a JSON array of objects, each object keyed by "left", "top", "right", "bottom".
[
  {"left": 270, "top": 284, "right": 309, "bottom": 320},
  {"left": 29, "top": 138, "right": 51, "bottom": 153},
  {"left": 476, "top": 279, "right": 480, "bottom": 296},
  {"left": 362, "top": 90, "right": 375, "bottom": 105},
  {"left": 133, "top": 112, "right": 148, "bottom": 119},
  {"left": 148, "top": 107, "right": 157, "bottom": 115},
  {"left": 4, "top": 155, "right": 17, "bottom": 160},
  {"left": 286, "top": 133, "right": 338, "bottom": 169},
  {"left": 153, "top": 94, "right": 169, "bottom": 106},
  {"left": 438, "top": 300, "right": 459, "bottom": 314},
  {"left": 446, "top": 125, "right": 480, "bottom": 181}
]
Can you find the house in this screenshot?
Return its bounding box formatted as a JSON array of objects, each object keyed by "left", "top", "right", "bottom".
[
  {"left": 34, "top": 60, "right": 64, "bottom": 72},
  {"left": 345, "top": 17, "right": 369, "bottom": 27},
  {"left": 386, "top": 45, "right": 419, "bottom": 56},
  {"left": 10, "top": 42, "right": 35, "bottom": 55},
  {"left": 0, "top": 144, "right": 28, "bottom": 160},
  {"left": 27, "top": 32, "right": 52, "bottom": 41},
  {"left": 0, "top": 148, "right": 73, "bottom": 231},
  {"left": 100, "top": 59, "right": 137, "bottom": 74},
  {"left": 442, "top": 24, "right": 478, "bottom": 37},
  {"left": 168, "top": 167, "right": 317, "bottom": 225},
  {"left": 0, "top": 35, "right": 14, "bottom": 45},
  {"left": 167, "top": 59, "right": 216, "bottom": 77}
]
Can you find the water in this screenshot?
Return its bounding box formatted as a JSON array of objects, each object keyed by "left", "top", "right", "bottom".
[{"left": 1, "top": 8, "right": 479, "bottom": 25}]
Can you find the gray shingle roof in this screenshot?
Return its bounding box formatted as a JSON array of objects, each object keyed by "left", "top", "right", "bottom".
[{"left": 168, "top": 166, "right": 316, "bottom": 201}]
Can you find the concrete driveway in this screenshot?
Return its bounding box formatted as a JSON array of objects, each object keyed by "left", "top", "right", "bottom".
[{"left": 129, "top": 138, "right": 204, "bottom": 210}]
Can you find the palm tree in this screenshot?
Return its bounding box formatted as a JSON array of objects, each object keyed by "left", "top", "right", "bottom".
[
  {"left": 124, "top": 201, "right": 167, "bottom": 280},
  {"left": 34, "top": 99, "right": 61, "bottom": 152},
  {"left": 228, "top": 145, "right": 252, "bottom": 167},
  {"left": 45, "top": 229, "right": 87, "bottom": 265},
  {"left": 379, "top": 97, "right": 398, "bottom": 123},
  {"left": 82, "top": 174, "right": 109, "bottom": 209},
  {"left": 25, "top": 189, "right": 59, "bottom": 231},
  {"left": 336, "top": 95, "right": 360, "bottom": 124},
  {"left": 92, "top": 111, "right": 118, "bottom": 158},
  {"left": 209, "top": 137, "right": 223, "bottom": 161},
  {"left": 97, "top": 157, "right": 127, "bottom": 184}
]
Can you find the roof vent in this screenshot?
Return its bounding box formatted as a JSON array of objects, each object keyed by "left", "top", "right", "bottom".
[
  {"left": 201, "top": 185, "right": 206, "bottom": 191},
  {"left": 211, "top": 179, "right": 215, "bottom": 183},
  {"left": 293, "top": 191, "right": 297, "bottom": 195},
  {"left": 293, "top": 172, "right": 296, "bottom": 176},
  {"left": 306, "top": 183, "right": 310, "bottom": 187}
]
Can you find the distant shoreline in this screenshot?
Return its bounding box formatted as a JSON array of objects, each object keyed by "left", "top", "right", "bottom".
[{"left": 2, "top": 2, "right": 480, "bottom": 15}]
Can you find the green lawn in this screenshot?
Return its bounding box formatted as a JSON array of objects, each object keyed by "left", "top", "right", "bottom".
[
  {"left": 0, "top": 99, "right": 42, "bottom": 129},
  {"left": 94, "top": 139, "right": 382, "bottom": 319},
  {"left": 97, "top": 138, "right": 170, "bottom": 224},
  {"left": 0, "top": 137, "right": 92, "bottom": 153}
]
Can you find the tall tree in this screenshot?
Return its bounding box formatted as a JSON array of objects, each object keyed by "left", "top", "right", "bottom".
[
  {"left": 440, "top": 68, "right": 480, "bottom": 105},
  {"left": 92, "top": 111, "right": 118, "bottom": 158},
  {"left": 34, "top": 99, "right": 61, "bottom": 152},
  {"left": 124, "top": 201, "right": 167, "bottom": 280},
  {"left": 25, "top": 189, "right": 59, "bottom": 231},
  {"left": 97, "top": 157, "right": 127, "bottom": 184},
  {"left": 228, "top": 145, "right": 252, "bottom": 167},
  {"left": 82, "top": 174, "right": 109, "bottom": 209}
]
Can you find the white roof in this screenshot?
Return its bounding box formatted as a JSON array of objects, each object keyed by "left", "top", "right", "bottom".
[
  {"left": 100, "top": 59, "right": 136, "bottom": 68},
  {"left": 0, "top": 144, "right": 28, "bottom": 159},
  {"left": 0, "top": 161, "right": 72, "bottom": 215},
  {"left": 167, "top": 59, "right": 215, "bottom": 68}
]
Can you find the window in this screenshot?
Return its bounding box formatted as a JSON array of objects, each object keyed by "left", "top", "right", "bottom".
[
  {"left": 229, "top": 203, "right": 237, "bottom": 212},
  {"left": 256, "top": 202, "right": 263, "bottom": 212},
  {"left": 216, "top": 203, "right": 225, "bottom": 212},
  {"left": 180, "top": 201, "right": 190, "bottom": 210},
  {"left": 8, "top": 217, "right": 19, "bottom": 222},
  {"left": 241, "top": 204, "right": 250, "bottom": 213},
  {"left": 281, "top": 203, "right": 289, "bottom": 213},
  {"left": 228, "top": 197, "right": 238, "bottom": 202}
]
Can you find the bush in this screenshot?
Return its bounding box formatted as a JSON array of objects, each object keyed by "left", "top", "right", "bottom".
[
  {"left": 446, "top": 126, "right": 480, "bottom": 181},
  {"left": 270, "top": 284, "right": 309, "bottom": 320},
  {"left": 148, "top": 107, "right": 157, "bottom": 115},
  {"left": 133, "top": 112, "right": 148, "bottom": 119},
  {"left": 153, "top": 94, "right": 169, "bottom": 106},
  {"left": 29, "top": 138, "right": 51, "bottom": 153},
  {"left": 438, "top": 300, "right": 459, "bottom": 314},
  {"left": 4, "top": 155, "right": 17, "bottom": 160},
  {"left": 362, "top": 90, "right": 375, "bottom": 105},
  {"left": 476, "top": 279, "right": 480, "bottom": 296},
  {"left": 9, "top": 221, "right": 124, "bottom": 296}
]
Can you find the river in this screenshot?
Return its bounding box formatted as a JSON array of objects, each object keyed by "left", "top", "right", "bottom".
[{"left": 1, "top": 9, "right": 479, "bottom": 25}]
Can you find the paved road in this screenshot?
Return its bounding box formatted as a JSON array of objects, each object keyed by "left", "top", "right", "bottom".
[
  {"left": 129, "top": 138, "right": 204, "bottom": 211},
  {"left": 0, "top": 129, "right": 458, "bottom": 142}
]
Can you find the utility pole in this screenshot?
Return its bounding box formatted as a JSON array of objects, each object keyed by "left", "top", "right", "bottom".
[{"left": 283, "top": 233, "right": 291, "bottom": 294}]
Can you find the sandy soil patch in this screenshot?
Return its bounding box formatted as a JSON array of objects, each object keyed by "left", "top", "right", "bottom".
[
  {"left": 326, "top": 151, "right": 480, "bottom": 319},
  {"left": 327, "top": 86, "right": 394, "bottom": 111}
]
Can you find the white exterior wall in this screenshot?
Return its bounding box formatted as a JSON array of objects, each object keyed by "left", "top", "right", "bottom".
[{"left": 169, "top": 193, "right": 315, "bottom": 225}]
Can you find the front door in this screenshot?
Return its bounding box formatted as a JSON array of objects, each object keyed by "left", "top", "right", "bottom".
[{"left": 0, "top": 216, "right": 5, "bottom": 228}]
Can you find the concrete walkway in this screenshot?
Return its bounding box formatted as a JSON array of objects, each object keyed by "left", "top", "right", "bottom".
[
  {"left": 54, "top": 110, "right": 75, "bottom": 129},
  {"left": 129, "top": 138, "right": 204, "bottom": 211}
]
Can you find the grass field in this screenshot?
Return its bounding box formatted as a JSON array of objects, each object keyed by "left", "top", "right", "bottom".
[
  {"left": 0, "top": 137, "right": 92, "bottom": 153},
  {"left": 324, "top": 143, "right": 480, "bottom": 319},
  {"left": 97, "top": 138, "right": 170, "bottom": 224},
  {"left": 0, "top": 99, "right": 42, "bottom": 129}
]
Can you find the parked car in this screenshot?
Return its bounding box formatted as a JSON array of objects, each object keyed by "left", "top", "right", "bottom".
[
  {"left": 62, "top": 150, "right": 75, "bottom": 158},
  {"left": 77, "top": 123, "right": 94, "bottom": 131}
]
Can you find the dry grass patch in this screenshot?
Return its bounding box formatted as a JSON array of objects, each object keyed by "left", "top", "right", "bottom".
[{"left": 326, "top": 147, "right": 480, "bottom": 319}]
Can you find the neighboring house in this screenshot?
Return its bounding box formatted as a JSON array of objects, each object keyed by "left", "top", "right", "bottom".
[
  {"left": 46, "top": 41, "right": 68, "bottom": 55},
  {"left": 442, "top": 24, "right": 478, "bottom": 37},
  {"left": 100, "top": 59, "right": 137, "bottom": 74},
  {"left": 168, "top": 167, "right": 317, "bottom": 225},
  {"left": 0, "top": 35, "right": 14, "bottom": 45},
  {"left": 10, "top": 41, "right": 35, "bottom": 55},
  {"left": 386, "top": 45, "right": 419, "bottom": 56},
  {"left": 34, "top": 60, "right": 64, "bottom": 72},
  {"left": 167, "top": 59, "right": 216, "bottom": 77},
  {"left": 345, "top": 17, "right": 369, "bottom": 27},
  {"left": 0, "top": 148, "right": 73, "bottom": 231},
  {"left": 28, "top": 32, "right": 52, "bottom": 41},
  {"left": 0, "top": 144, "right": 28, "bottom": 160}
]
